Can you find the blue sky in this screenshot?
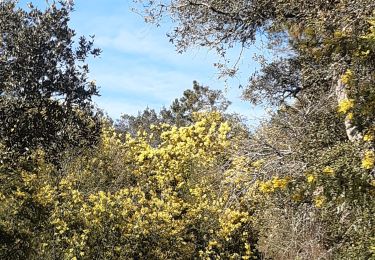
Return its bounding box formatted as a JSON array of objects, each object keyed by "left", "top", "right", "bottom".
[{"left": 25, "top": 0, "right": 267, "bottom": 125}]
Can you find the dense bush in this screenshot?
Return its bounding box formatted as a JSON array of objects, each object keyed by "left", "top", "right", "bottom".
[{"left": 0, "top": 113, "right": 260, "bottom": 259}]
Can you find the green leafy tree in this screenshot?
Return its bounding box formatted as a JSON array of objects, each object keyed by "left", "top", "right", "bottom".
[
  {"left": 116, "top": 81, "right": 231, "bottom": 135},
  {"left": 135, "top": 0, "right": 375, "bottom": 141},
  {"left": 0, "top": 1, "right": 101, "bottom": 161},
  {"left": 161, "top": 80, "right": 231, "bottom": 125}
]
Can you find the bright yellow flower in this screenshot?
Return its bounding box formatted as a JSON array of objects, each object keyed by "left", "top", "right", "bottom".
[
  {"left": 346, "top": 112, "right": 354, "bottom": 120},
  {"left": 259, "top": 181, "right": 274, "bottom": 193},
  {"left": 337, "top": 99, "right": 354, "bottom": 114},
  {"left": 271, "top": 177, "right": 289, "bottom": 190},
  {"left": 314, "top": 196, "right": 325, "bottom": 208},
  {"left": 306, "top": 174, "right": 316, "bottom": 183},
  {"left": 362, "top": 150, "right": 375, "bottom": 170},
  {"left": 341, "top": 69, "right": 353, "bottom": 85},
  {"left": 259, "top": 177, "right": 289, "bottom": 193},
  {"left": 364, "top": 133, "right": 374, "bottom": 142}
]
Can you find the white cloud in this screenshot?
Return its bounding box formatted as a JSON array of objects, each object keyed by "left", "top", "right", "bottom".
[
  {"left": 92, "top": 64, "right": 200, "bottom": 101},
  {"left": 69, "top": 0, "right": 263, "bottom": 124},
  {"left": 95, "top": 27, "right": 221, "bottom": 69}
]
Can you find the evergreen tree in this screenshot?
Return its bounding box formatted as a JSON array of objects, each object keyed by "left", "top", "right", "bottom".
[{"left": 0, "top": 0, "right": 101, "bottom": 161}]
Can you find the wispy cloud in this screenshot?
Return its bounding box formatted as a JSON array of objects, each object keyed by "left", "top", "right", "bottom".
[
  {"left": 93, "top": 66, "right": 200, "bottom": 102},
  {"left": 67, "top": 0, "right": 263, "bottom": 122}
]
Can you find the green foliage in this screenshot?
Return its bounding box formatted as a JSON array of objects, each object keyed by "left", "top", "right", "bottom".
[
  {"left": 0, "top": 1, "right": 101, "bottom": 161},
  {"left": 116, "top": 81, "right": 231, "bottom": 134}
]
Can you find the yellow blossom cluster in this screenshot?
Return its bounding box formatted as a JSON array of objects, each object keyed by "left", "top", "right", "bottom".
[
  {"left": 363, "top": 127, "right": 375, "bottom": 143},
  {"left": 322, "top": 166, "right": 335, "bottom": 176},
  {"left": 306, "top": 174, "right": 316, "bottom": 183},
  {"left": 314, "top": 195, "right": 326, "bottom": 208},
  {"left": 337, "top": 98, "right": 355, "bottom": 114},
  {"left": 258, "top": 177, "right": 289, "bottom": 193},
  {"left": 362, "top": 150, "right": 375, "bottom": 169},
  {"left": 341, "top": 69, "right": 354, "bottom": 85},
  {"left": 0, "top": 112, "right": 256, "bottom": 259},
  {"left": 364, "top": 133, "right": 374, "bottom": 142}
]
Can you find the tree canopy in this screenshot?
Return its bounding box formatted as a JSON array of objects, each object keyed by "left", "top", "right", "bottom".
[
  {"left": 116, "top": 81, "right": 231, "bottom": 135},
  {"left": 0, "top": 0, "right": 101, "bottom": 161}
]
